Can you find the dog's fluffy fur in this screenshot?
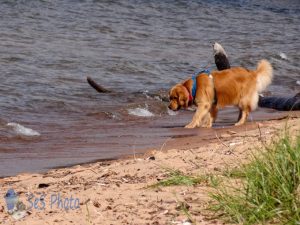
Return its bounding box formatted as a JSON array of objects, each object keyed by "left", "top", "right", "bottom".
[{"left": 168, "top": 60, "right": 273, "bottom": 128}]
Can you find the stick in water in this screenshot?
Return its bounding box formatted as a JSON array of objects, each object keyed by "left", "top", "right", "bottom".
[{"left": 86, "top": 76, "right": 112, "bottom": 93}]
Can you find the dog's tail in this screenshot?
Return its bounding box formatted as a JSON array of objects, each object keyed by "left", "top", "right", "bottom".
[{"left": 255, "top": 59, "right": 273, "bottom": 93}]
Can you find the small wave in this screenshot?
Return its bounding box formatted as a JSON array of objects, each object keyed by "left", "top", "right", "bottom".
[
  {"left": 167, "top": 108, "right": 178, "bottom": 116},
  {"left": 128, "top": 108, "right": 154, "bottom": 117},
  {"left": 278, "top": 52, "right": 288, "bottom": 60},
  {"left": 142, "top": 91, "right": 163, "bottom": 101},
  {"left": 7, "top": 123, "right": 40, "bottom": 136},
  {"left": 296, "top": 81, "right": 300, "bottom": 86}
]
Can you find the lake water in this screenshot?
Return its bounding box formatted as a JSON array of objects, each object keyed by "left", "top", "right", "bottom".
[{"left": 0, "top": 0, "right": 299, "bottom": 177}]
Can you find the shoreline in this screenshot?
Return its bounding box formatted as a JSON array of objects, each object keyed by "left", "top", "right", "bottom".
[
  {"left": 0, "top": 107, "right": 291, "bottom": 178},
  {"left": 0, "top": 114, "right": 299, "bottom": 224}
]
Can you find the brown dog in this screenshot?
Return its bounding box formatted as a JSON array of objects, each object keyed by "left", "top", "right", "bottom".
[{"left": 168, "top": 60, "right": 273, "bottom": 128}]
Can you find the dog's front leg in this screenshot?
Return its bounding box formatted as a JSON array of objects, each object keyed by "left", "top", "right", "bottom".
[
  {"left": 202, "top": 113, "right": 213, "bottom": 128},
  {"left": 185, "top": 104, "right": 210, "bottom": 128}
]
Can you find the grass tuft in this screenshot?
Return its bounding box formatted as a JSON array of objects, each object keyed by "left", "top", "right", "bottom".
[
  {"left": 210, "top": 133, "right": 300, "bottom": 224},
  {"left": 149, "top": 169, "right": 204, "bottom": 188},
  {"left": 178, "top": 200, "right": 194, "bottom": 224}
]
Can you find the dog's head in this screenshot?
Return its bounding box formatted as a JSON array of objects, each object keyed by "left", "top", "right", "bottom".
[{"left": 168, "top": 84, "right": 189, "bottom": 111}]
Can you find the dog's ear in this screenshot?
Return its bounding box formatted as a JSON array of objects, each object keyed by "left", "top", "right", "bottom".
[{"left": 179, "top": 93, "right": 188, "bottom": 108}]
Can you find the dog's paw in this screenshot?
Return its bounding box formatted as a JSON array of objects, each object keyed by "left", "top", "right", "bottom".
[
  {"left": 201, "top": 120, "right": 212, "bottom": 128},
  {"left": 185, "top": 123, "right": 196, "bottom": 128},
  {"left": 201, "top": 124, "right": 212, "bottom": 128},
  {"left": 234, "top": 121, "right": 243, "bottom": 126}
]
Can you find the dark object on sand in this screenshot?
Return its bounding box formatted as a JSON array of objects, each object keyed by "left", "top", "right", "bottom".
[
  {"left": 87, "top": 76, "right": 111, "bottom": 93},
  {"left": 213, "top": 42, "right": 299, "bottom": 111},
  {"left": 38, "top": 183, "right": 50, "bottom": 189},
  {"left": 258, "top": 93, "right": 300, "bottom": 111},
  {"left": 213, "top": 42, "right": 231, "bottom": 71}
]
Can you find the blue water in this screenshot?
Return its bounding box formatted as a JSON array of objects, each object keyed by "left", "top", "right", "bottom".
[{"left": 0, "top": 0, "right": 299, "bottom": 176}]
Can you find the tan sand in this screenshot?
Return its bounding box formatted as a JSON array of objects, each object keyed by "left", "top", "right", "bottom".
[{"left": 0, "top": 114, "right": 299, "bottom": 225}]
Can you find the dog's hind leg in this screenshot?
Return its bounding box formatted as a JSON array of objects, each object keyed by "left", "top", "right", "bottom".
[
  {"left": 237, "top": 109, "right": 242, "bottom": 122},
  {"left": 235, "top": 107, "right": 250, "bottom": 126},
  {"left": 235, "top": 93, "right": 256, "bottom": 126}
]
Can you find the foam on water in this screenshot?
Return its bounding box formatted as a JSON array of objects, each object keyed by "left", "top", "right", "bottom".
[
  {"left": 128, "top": 108, "right": 154, "bottom": 117},
  {"left": 7, "top": 123, "right": 40, "bottom": 136},
  {"left": 167, "top": 108, "right": 178, "bottom": 116},
  {"left": 279, "top": 52, "right": 288, "bottom": 60}
]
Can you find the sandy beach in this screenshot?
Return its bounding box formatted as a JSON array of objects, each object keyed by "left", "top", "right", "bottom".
[
  {"left": 0, "top": 113, "right": 299, "bottom": 225},
  {"left": 0, "top": 1, "right": 299, "bottom": 224}
]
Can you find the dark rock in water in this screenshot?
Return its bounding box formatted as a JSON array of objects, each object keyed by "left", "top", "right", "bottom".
[
  {"left": 213, "top": 42, "right": 231, "bottom": 70},
  {"left": 259, "top": 93, "right": 300, "bottom": 111},
  {"left": 215, "top": 54, "right": 231, "bottom": 71}
]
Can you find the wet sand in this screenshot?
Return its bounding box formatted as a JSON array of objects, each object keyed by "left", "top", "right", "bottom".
[
  {"left": 0, "top": 107, "right": 291, "bottom": 177},
  {"left": 0, "top": 113, "right": 299, "bottom": 225}
]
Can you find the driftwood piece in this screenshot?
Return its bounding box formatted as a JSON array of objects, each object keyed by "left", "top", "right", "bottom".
[
  {"left": 258, "top": 93, "right": 300, "bottom": 111},
  {"left": 87, "top": 76, "right": 112, "bottom": 93}
]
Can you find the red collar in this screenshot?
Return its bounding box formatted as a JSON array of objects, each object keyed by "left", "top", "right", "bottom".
[
  {"left": 183, "top": 85, "right": 193, "bottom": 104},
  {"left": 188, "top": 94, "right": 193, "bottom": 103}
]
